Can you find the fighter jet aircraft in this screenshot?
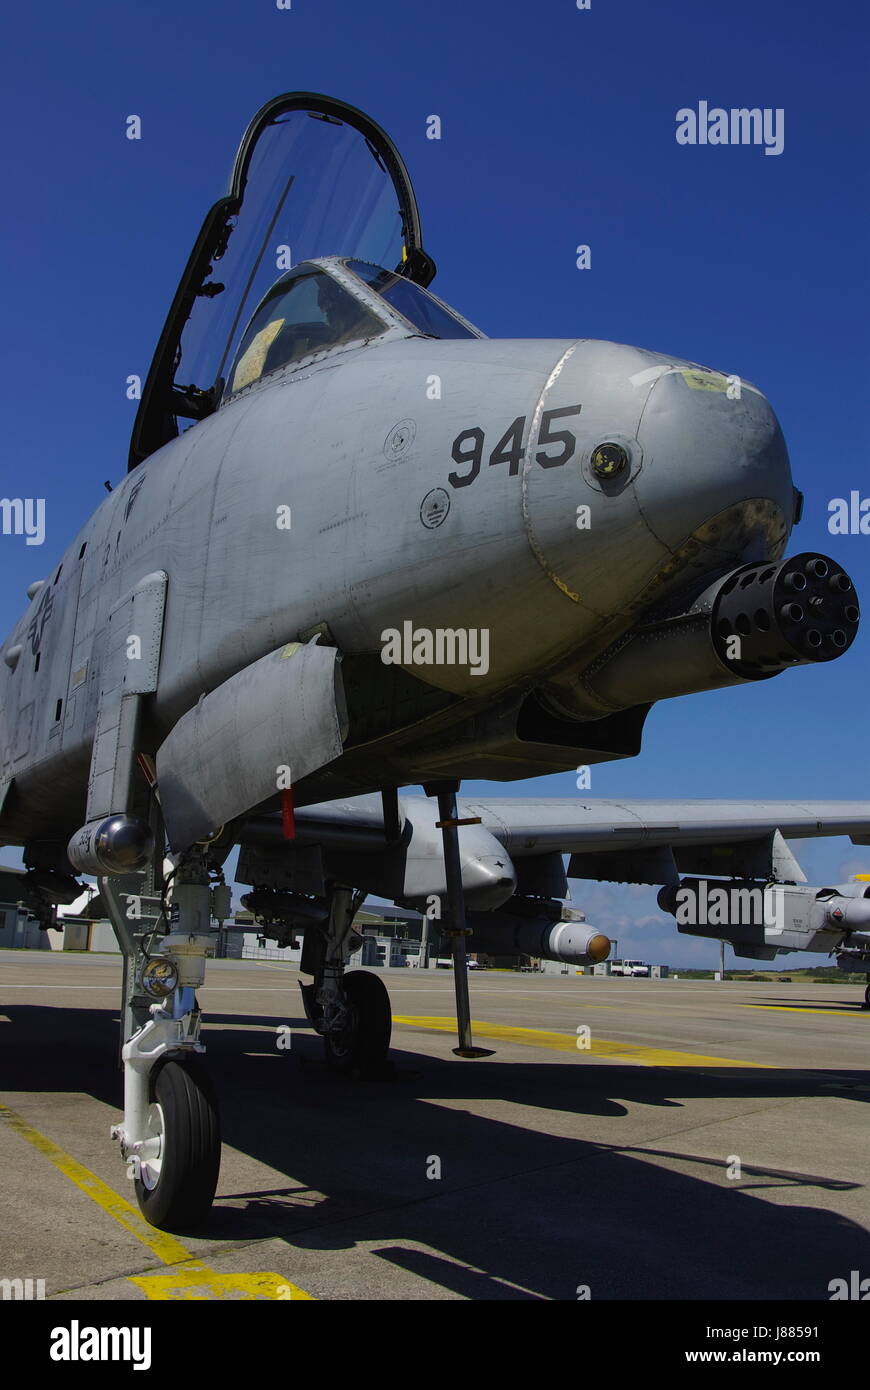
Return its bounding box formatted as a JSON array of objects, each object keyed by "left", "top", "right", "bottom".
[{"left": 1, "top": 93, "right": 868, "bottom": 1231}]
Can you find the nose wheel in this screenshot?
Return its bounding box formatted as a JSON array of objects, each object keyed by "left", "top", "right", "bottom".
[{"left": 133, "top": 1056, "right": 221, "bottom": 1233}]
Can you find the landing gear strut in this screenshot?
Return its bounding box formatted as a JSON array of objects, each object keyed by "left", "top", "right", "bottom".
[
  {"left": 101, "top": 843, "right": 222, "bottom": 1232},
  {"left": 300, "top": 884, "right": 392, "bottom": 1073},
  {"left": 296, "top": 781, "right": 494, "bottom": 1067}
]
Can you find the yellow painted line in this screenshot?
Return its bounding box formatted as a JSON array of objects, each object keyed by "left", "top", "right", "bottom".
[
  {"left": 129, "top": 1267, "right": 310, "bottom": 1300},
  {"left": 391, "top": 1016, "right": 772, "bottom": 1068},
  {"left": 740, "top": 1004, "right": 865, "bottom": 1018},
  {"left": 0, "top": 1102, "right": 190, "bottom": 1264},
  {"left": 0, "top": 1102, "right": 312, "bottom": 1300}
]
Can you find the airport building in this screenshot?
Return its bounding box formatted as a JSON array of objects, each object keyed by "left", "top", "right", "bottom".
[
  {"left": 0, "top": 900, "right": 50, "bottom": 951},
  {"left": 1, "top": 893, "right": 580, "bottom": 972},
  {"left": 230, "top": 903, "right": 439, "bottom": 968}
]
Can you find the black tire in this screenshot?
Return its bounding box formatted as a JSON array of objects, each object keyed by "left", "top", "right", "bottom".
[
  {"left": 864, "top": 984, "right": 870, "bottom": 1008},
  {"left": 324, "top": 970, "right": 392, "bottom": 1073},
  {"left": 134, "top": 1056, "right": 220, "bottom": 1232}
]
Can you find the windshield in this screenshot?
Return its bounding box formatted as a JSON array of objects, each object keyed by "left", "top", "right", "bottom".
[
  {"left": 184, "top": 121, "right": 408, "bottom": 400},
  {"left": 346, "top": 260, "right": 479, "bottom": 339},
  {"left": 130, "top": 94, "right": 434, "bottom": 467},
  {"left": 225, "top": 267, "right": 386, "bottom": 397}
]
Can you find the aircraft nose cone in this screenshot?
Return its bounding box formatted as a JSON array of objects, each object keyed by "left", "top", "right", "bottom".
[
  {"left": 634, "top": 364, "right": 795, "bottom": 564},
  {"left": 519, "top": 340, "right": 676, "bottom": 619}
]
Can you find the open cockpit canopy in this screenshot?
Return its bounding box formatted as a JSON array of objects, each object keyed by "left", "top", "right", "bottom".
[{"left": 129, "top": 93, "right": 434, "bottom": 468}]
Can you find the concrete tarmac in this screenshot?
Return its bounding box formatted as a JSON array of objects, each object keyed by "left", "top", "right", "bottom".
[{"left": 1, "top": 950, "right": 869, "bottom": 1301}]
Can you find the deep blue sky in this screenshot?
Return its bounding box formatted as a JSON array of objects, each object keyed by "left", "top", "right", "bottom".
[{"left": 2, "top": 0, "right": 868, "bottom": 964}]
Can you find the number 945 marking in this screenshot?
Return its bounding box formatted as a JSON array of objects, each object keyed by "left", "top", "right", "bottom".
[{"left": 448, "top": 406, "right": 582, "bottom": 489}]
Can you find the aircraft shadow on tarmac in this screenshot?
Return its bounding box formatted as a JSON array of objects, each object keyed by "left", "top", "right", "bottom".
[{"left": 3, "top": 1002, "right": 869, "bottom": 1300}]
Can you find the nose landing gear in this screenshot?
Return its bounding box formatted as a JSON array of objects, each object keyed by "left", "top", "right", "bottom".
[{"left": 102, "top": 845, "right": 223, "bottom": 1232}]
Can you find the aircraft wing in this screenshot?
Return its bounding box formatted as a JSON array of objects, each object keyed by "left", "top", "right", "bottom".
[
  {"left": 244, "top": 793, "right": 870, "bottom": 886},
  {"left": 239, "top": 794, "right": 870, "bottom": 965},
  {"left": 460, "top": 797, "right": 870, "bottom": 851},
  {"left": 458, "top": 797, "right": 870, "bottom": 882}
]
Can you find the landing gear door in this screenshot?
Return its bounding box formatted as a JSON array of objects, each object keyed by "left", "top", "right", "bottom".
[{"left": 129, "top": 92, "right": 433, "bottom": 469}]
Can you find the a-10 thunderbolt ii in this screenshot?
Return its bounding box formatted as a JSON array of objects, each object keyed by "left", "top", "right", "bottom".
[{"left": 2, "top": 93, "right": 869, "bottom": 1232}]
